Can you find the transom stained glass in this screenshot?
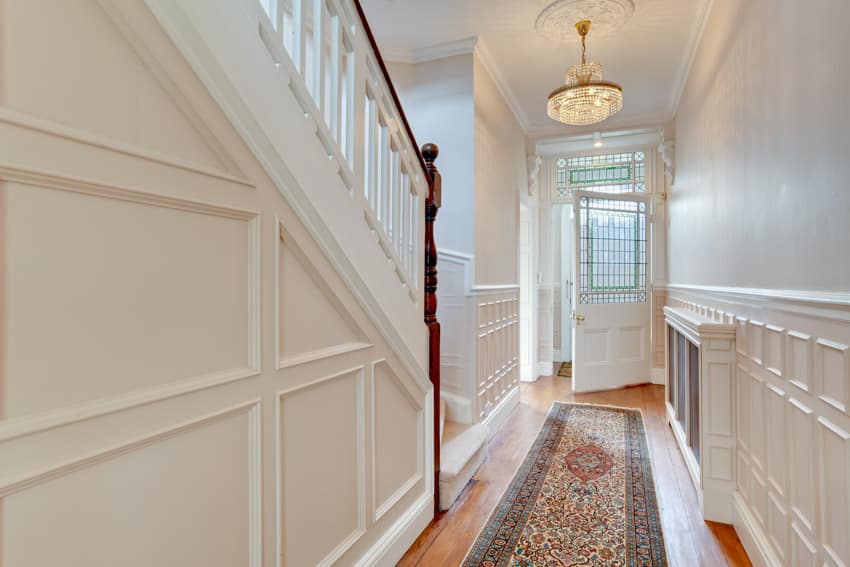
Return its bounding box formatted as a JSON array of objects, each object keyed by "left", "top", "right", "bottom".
[{"left": 556, "top": 151, "right": 645, "bottom": 198}]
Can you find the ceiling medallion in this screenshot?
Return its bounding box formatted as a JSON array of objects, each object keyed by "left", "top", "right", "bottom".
[
  {"left": 546, "top": 20, "right": 623, "bottom": 126},
  {"left": 535, "top": 0, "right": 635, "bottom": 41}
]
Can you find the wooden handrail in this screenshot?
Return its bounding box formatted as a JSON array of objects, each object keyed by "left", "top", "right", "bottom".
[
  {"left": 422, "top": 143, "right": 441, "bottom": 514},
  {"left": 351, "top": 0, "right": 432, "bottom": 185}
]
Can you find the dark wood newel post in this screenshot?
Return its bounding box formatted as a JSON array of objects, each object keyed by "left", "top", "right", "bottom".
[{"left": 422, "top": 143, "right": 441, "bottom": 515}]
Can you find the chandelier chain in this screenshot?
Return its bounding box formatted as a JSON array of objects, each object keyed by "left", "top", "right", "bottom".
[{"left": 581, "top": 34, "right": 587, "bottom": 65}]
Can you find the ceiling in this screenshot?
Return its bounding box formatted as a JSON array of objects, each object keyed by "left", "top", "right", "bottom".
[{"left": 360, "top": 0, "right": 711, "bottom": 138}]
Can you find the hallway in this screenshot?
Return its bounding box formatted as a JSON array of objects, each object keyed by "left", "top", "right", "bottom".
[{"left": 400, "top": 372, "right": 751, "bottom": 566}]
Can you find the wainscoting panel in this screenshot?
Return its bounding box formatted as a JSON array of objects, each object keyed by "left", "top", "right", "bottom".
[
  {"left": 2, "top": 181, "right": 259, "bottom": 420},
  {"left": 278, "top": 367, "right": 366, "bottom": 567},
  {"left": 474, "top": 287, "right": 520, "bottom": 421},
  {"left": 665, "top": 285, "right": 850, "bottom": 567},
  {"left": 371, "top": 360, "right": 424, "bottom": 522},
  {"left": 277, "top": 230, "right": 371, "bottom": 369},
  {"left": 0, "top": 1, "right": 434, "bottom": 565},
  {"left": 1, "top": 402, "right": 260, "bottom": 567}
]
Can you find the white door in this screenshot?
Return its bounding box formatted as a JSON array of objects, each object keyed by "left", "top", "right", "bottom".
[
  {"left": 571, "top": 191, "right": 651, "bottom": 393},
  {"left": 519, "top": 204, "right": 535, "bottom": 381},
  {"left": 559, "top": 205, "right": 573, "bottom": 362}
]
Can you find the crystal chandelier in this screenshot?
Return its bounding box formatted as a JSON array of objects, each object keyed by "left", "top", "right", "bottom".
[{"left": 547, "top": 20, "right": 623, "bottom": 126}]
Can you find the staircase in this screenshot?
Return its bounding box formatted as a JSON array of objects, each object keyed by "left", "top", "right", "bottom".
[{"left": 438, "top": 403, "right": 489, "bottom": 511}]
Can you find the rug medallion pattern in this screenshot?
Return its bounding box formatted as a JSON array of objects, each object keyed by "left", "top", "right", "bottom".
[{"left": 462, "top": 403, "right": 667, "bottom": 566}]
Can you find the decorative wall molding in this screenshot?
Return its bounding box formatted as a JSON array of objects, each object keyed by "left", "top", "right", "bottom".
[
  {"left": 276, "top": 365, "right": 367, "bottom": 567},
  {"left": 381, "top": 37, "right": 479, "bottom": 65},
  {"left": 146, "top": 0, "right": 432, "bottom": 394},
  {"left": 383, "top": 35, "right": 530, "bottom": 132},
  {"left": 370, "top": 360, "right": 425, "bottom": 523},
  {"left": 526, "top": 154, "right": 542, "bottom": 197},
  {"left": 0, "top": 399, "right": 262, "bottom": 497},
  {"left": 0, "top": 108, "right": 253, "bottom": 187},
  {"left": 438, "top": 249, "right": 475, "bottom": 296},
  {"left": 657, "top": 138, "right": 675, "bottom": 187},
  {"left": 661, "top": 283, "right": 850, "bottom": 322},
  {"left": 474, "top": 38, "right": 531, "bottom": 132},
  {"left": 475, "top": 289, "right": 520, "bottom": 420},
  {"left": 666, "top": 286, "right": 850, "bottom": 567},
  {"left": 668, "top": 0, "right": 715, "bottom": 117}
]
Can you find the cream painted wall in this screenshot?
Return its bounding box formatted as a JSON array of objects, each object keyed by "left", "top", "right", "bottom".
[
  {"left": 670, "top": 0, "right": 850, "bottom": 290},
  {"left": 388, "top": 56, "right": 476, "bottom": 257},
  {"left": 472, "top": 55, "right": 525, "bottom": 286},
  {"left": 0, "top": 1, "right": 433, "bottom": 565}
]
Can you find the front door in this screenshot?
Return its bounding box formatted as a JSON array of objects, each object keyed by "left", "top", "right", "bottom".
[{"left": 571, "top": 191, "right": 650, "bottom": 393}]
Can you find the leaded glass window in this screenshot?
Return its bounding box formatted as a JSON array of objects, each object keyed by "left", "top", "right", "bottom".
[
  {"left": 555, "top": 151, "right": 645, "bottom": 198},
  {"left": 578, "top": 196, "right": 647, "bottom": 304}
]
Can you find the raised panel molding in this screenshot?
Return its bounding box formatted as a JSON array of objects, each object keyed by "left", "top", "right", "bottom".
[
  {"left": 277, "top": 366, "right": 367, "bottom": 567},
  {"left": 791, "top": 522, "right": 818, "bottom": 567},
  {"left": 788, "top": 398, "right": 818, "bottom": 535},
  {"left": 817, "top": 417, "right": 850, "bottom": 567},
  {"left": 749, "top": 321, "right": 765, "bottom": 366},
  {"left": 664, "top": 287, "right": 850, "bottom": 567},
  {"left": 0, "top": 401, "right": 262, "bottom": 566},
  {"left": 814, "top": 338, "right": 850, "bottom": 415},
  {"left": 765, "top": 384, "right": 787, "bottom": 498},
  {"left": 737, "top": 364, "right": 750, "bottom": 451},
  {"left": 749, "top": 373, "right": 767, "bottom": 472},
  {"left": 765, "top": 325, "right": 785, "bottom": 378},
  {"left": 276, "top": 224, "right": 373, "bottom": 370},
  {"left": 0, "top": 176, "right": 260, "bottom": 436},
  {"left": 787, "top": 331, "right": 814, "bottom": 394},
  {"left": 370, "top": 360, "right": 424, "bottom": 523}
]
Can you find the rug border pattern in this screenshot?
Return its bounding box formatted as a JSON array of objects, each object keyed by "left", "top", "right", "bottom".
[{"left": 461, "top": 401, "right": 668, "bottom": 566}]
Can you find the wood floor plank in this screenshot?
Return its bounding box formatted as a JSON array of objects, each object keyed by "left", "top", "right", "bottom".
[{"left": 399, "top": 372, "right": 751, "bottom": 566}]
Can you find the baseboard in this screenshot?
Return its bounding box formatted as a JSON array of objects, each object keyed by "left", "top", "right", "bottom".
[
  {"left": 651, "top": 367, "right": 665, "bottom": 385},
  {"left": 482, "top": 386, "right": 520, "bottom": 440},
  {"left": 354, "top": 492, "right": 434, "bottom": 567},
  {"left": 440, "top": 390, "right": 474, "bottom": 424},
  {"left": 536, "top": 361, "right": 554, "bottom": 377},
  {"left": 732, "top": 492, "right": 782, "bottom": 567}
]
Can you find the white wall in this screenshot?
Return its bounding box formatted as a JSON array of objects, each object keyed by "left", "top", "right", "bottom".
[
  {"left": 472, "top": 54, "right": 525, "bottom": 286},
  {"left": 388, "top": 56, "right": 476, "bottom": 258},
  {"left": 670, "top": 0, "right": 850, "bottom": 290},
  {"left": 668, "top": 1, "right": 850, "bottom": 565}
]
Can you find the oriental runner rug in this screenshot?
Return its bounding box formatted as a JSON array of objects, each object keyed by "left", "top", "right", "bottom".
[{"left": 463, "top": 402, "right": 667, "bottom": 567}]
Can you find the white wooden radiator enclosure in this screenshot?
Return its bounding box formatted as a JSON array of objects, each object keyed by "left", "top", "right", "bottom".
[{"left": 664, "top": 306, "right": 737, "bottom": 523}]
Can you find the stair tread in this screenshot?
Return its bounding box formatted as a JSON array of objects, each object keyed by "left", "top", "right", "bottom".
[{"left": 440, "top": 422, "right": 488, "bottom": 478}]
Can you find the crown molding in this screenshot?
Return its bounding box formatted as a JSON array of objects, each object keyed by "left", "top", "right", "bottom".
[
  {"left": 533, "top": 124, "right": 664, "bottom": 156},
  {"left": 381, "top": 37, "right": 479, "bottom": 65},
  {"left": 473, "top": 38, "right": 531, "bottom": 133},
  {"left": 382, "top": 36, "right": 530, "bottom": 133},
  {"left": 668, "top": 0, "right": 714, "bottom": 119}
]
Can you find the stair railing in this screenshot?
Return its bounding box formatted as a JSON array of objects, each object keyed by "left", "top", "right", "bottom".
[
  {"left": 258, "top": 0, "right": 428, "bottom": 300},
  {"left": 257, "top": 0, "right": 443, "bottom": 513}
]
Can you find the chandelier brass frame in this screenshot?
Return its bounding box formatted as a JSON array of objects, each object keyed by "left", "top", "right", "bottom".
[{"left": 547, "top": 20, "right": 623, "bottom": 126}]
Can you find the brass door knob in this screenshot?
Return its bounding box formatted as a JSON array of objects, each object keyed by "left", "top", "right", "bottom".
[{"left": 575, "top": 314, "right": 585, "bottom": 322}]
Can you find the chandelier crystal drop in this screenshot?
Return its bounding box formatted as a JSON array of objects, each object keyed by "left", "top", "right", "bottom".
[{"left": 547, "top": 20, "right": 623, "bottom": 126}]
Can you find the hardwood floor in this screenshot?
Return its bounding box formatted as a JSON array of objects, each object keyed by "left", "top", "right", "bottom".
[{"left": 399, "top": 374, "right": 752, "bottom": 566}]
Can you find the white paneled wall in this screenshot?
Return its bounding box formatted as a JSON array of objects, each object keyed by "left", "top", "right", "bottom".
[
  {"left": 475, "top": 288, "right": 520, "bottom": 421},
  {"left": 665, "top": 286, "right": 850, "bottom": 567},
  {"left": 0, "top": 0, "right": 432, "bottom": 565},
  {"left": 435, "top": 251, "right": 519, "bottom": 427}
]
